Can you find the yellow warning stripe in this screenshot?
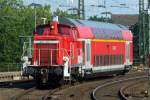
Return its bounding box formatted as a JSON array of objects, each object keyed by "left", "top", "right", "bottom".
[{"left": 91, "top": 39, "right": 127, "bottom": 42}]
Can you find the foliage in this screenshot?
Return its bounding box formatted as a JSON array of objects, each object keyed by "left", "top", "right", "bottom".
[
  {"left": 130, "top": 23, "right": 139, "bottom": 63},
  {"left": 0, "top": 0, "right": 52, "bottom": 63}
]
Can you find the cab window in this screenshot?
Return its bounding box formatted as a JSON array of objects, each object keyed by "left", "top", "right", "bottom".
[
  {"left": 36, "top": 25, "right": 49, "bottom": 35},
  {"left": 58, "top": 25, "right": 71, "bottom": 35}
]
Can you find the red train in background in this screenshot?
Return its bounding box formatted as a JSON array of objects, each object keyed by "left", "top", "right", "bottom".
[{"left": 22, "top": 16, "right": 133, "bottom": 86}]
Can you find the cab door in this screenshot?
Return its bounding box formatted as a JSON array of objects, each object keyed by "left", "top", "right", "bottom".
[{"left": 84, "top": 39, "right": 91, "bottom": 68}]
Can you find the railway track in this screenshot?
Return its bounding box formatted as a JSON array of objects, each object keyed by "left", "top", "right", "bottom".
[
  {"left": 120, "top": 79, "right": 149, "bottom": 100},
  {"left": 91, "top": 76, "right": 147, "bottom": 100},
  {"left": 0, "top": 71, "right": 147, "bottom": 100},
  {"left": 47, "top": 71, "right": 147, "bottom": 100},
  {"left": 42, "top": 85, "right": 70, "bottom": 100},
  {"left": 10, "top": 84, "right": 71, "bottom": 100},
  {"left": 10, "top": 87, "right": 56, "bottom": 100}
]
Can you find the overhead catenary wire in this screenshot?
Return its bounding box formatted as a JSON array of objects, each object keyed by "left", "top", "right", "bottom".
[{"left": 24, "top": 0, "right": 140, "bottom": 19}]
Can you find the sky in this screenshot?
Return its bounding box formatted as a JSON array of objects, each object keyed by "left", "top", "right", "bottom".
[{"left": 23, "top": 0, "right": 140, "bottom": 18}]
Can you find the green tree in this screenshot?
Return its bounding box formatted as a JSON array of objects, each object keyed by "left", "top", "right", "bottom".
[
  {"left": 130, "top": 23, "right": 140, "bottom": 64},
  {"left": 0, "top": 0, "right": 52, "bottom": 64}
]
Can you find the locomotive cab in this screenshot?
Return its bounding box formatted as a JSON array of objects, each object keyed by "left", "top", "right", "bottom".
[{"left": 29, "top": 17, "right": 77, "bottom": 86}]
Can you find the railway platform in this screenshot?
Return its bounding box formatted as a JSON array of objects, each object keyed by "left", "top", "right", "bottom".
[{"left": 0, "top": 71, "right": 32, "bottom": 82}]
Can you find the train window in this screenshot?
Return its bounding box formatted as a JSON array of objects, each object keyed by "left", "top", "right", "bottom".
[
  {"left": 117, "top": 55, "right": 119, "bottom": 64},
  {"left": 96, "top": 56, "right": 99, "bottom": 66},
  {"left": 104, "top": 55, "right": 107, "bottom": 66},
  {"left": 36, "top": 25, "right": 46, "bottom": 35},
  {"left": 121, "top": 55, "right": 123, "bottom": 64},
  {"left": 100, "top": 55, "right": 103, "bottom": 66},
  {"left": 106, "top": 55, "right": 109, "bottom": 65},
  {"left": 94, "top": 56, "right": 96, "bottom": 66},
  {"left": 108, "top": 55, "right": 110, "bottom": 65},
  {"left": 114, "top": 55, "right": 117, "bottom": 65},
  {"left": 104, "top": 55, "right": 106, "bottom": 65},
  {"left": 117, "top": 55, "right": 120, "bottom": 64},
  {"left": 119, "top": 55, "right": 121, "bottom": 64},
  {"left": 58, "top": 25, "right": 71, "bottom": 35},
  {"left": 111, "top": 55, "right": 113, "bottom": 65},
  {"left": 119, "top": 55, "right": 122, "bottom": 64},
  {"left": 94, "top": 55, "right": 99, "bottom": 66},
  {"left": 110, "top": 55, "right": 112, "bottom": 65},
  {"left": 116, "top": 55, "right": 118, "bottom": 64},
  {"left": 118, "top": 55, "right": 120, "bottom": 64},
  {"left": 112, "top": 55, "right": 114, "bottom": 65},
  {"left": 73, "top": 29, "right": 77, "bottom": 39}
]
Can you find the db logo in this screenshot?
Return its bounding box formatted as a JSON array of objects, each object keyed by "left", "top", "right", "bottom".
[{"left": 112, "top": 46, "right": 116, "bottom": 50}]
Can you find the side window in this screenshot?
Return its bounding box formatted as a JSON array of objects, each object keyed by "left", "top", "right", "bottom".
[
  {"left": 104, "top": 55, "right": 107, "bottom": 66},
  {"left": 36, "top": 25, "right": 48, "bottom": 35},
  {"left": 121, "top": 55, "right": 123, "bottom": 64},
  {"left": 73, "top": 29, "right": 77, "bottom": 39},
  {"left": 96, "top": 56, "right": 99, "bottom": 66},
  {"left": 116, "top": 55, "right": 118, "bottom": 64},
  {"left": 94, "top": 55, "right": 99, "bottom": 66},
  {"left": 110, "top": 55, "right": 112, "bottom": 65},
  {"left": 94, "top": 56, "right": 96, "bottom": 66},
  {"left": 58, "top": 25, "right": 71, "bottom": 35},
  {"left": 94, "top": 55, "right": 124, "bottom": 66},
  {"left": 114, "top": 55, "right": 116, "bottom": 65},
  {"left": 100, "top": 55, "right": 103, "bottom": 66},
  {"left": 107, "top": 55, "right": 109, "bottom": 65},
  {"left": 119, "top": 55, "right": 122, "bottom": 64},
  {"left": 117, "top": 55, "right": 119, "bottom": 64}
]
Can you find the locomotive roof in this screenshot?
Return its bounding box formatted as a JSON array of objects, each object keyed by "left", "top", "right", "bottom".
[
  {"left": 58, "top": 18, "right": 132, "bottom": 41},
  {"left": 59, "top": 18, "right": 128, "bottom": 30}
]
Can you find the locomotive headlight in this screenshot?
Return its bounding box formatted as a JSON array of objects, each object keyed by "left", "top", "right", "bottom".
[{"left": 50, "top": 25, "right": 54, "bottom": 30}]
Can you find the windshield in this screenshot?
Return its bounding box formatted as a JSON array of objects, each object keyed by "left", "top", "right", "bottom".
[
  {"left": 58, "top": 25, "right": 71, "bottom": 35},
  {"left": 36, "top": 25, "right": 49, "bottom": 35}
]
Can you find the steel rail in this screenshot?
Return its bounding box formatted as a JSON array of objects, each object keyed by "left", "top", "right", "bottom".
[
  {"left": 119, "top": 79, "right": 146, "bottom": 100},
  {"left": 91, "top": 75, "right": 147, "bottom": 100},
  {"left": 10, "top": 87, "right": 36, "bottom": 100},
  {"left": 41, "top": 85, "right": 71, "bottom": 100}
]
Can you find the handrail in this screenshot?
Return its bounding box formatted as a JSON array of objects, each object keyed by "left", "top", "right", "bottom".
[{"left": 21, "top": 42, "right": 29, "bottom": 59}]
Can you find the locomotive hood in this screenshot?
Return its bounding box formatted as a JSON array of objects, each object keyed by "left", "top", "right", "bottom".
[{"left": 58, "top": 17, "right": 132, "bottom": 41}]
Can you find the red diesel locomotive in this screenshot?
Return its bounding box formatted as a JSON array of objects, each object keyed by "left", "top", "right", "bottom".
[{"left": 23, "top": 16, "right": 133, "bottom": 86}]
